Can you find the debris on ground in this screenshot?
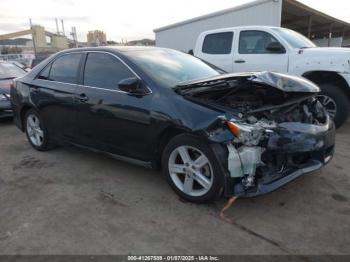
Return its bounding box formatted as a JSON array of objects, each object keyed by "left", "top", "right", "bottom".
[{"left": 219, "top": 196, "right": 238, "bottom": 224}]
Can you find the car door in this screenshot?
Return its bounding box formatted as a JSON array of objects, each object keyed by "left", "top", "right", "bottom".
[
  {"left": 197, "top": 31, "right": 234, "bottom": 72},
  {"left": 31, "top": 53, "right": 83, "bottom": 140},
  {"left": 233, "top": 30, "right": 288, "bottom": 73},
  {"left": 75, "top": 52, "right": 153, "bottom": 161}
]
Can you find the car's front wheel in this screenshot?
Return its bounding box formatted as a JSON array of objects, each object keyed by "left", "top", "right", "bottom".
[
  {"left": 162, "top": 134, "right": 224, "bottom": 203},
  {"left": 25, "top": 109, "right": 53, "bottom": 151}
]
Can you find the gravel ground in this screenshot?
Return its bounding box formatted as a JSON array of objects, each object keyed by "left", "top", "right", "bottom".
[{"left": 0, "top": 118, "right": 349, "bottom": 255}]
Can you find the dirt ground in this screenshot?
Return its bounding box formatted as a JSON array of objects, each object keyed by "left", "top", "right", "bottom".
[{"left": 0, "top": 118, "right": 349, "bottom": 255}]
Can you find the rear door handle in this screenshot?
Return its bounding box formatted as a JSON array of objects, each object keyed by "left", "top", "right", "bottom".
[
  {"left": 31, "top": 87, "right": 40, "bottom": 93},
  {"left": 77, "top": 93, "right": 89, "bottom": 102},
  {"left": 234, "top": 59, "right": 246, "bottom": 64}
]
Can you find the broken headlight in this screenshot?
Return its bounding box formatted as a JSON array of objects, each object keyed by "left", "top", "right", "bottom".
[{"left": 227, "top": 121, "right": 274, "bottom": 146}]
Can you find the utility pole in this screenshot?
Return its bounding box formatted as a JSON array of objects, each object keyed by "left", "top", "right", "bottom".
[
  {"left": 55, "top": 18, "right": 60, "bottom": 35},
  {"left": 29, "top": 18, "right": 37, "bottom": 58},
  {"left": 70, "top": 26, "right": 78, "bottom": 48},
  {"left": 61, "top": 19, "right": 65, "bottom": 36}
]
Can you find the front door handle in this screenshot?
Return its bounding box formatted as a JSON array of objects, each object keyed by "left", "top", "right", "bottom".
[
  {"left": 234, "top": 59, "right": 246, "bottom": 64},
  {"left": 77, "top": 93, "right": 89, "bottom": 102}
]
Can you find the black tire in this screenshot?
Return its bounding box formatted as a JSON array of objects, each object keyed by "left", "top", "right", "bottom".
[
  {"left": 24, "top": 109, "right": 53, "bottom": 151},
  {"left": 319, "top": 84, "right": 350, "bottom": 128},
  {"left": 161, "top": 134, "right": 224, "bottom": 203}
]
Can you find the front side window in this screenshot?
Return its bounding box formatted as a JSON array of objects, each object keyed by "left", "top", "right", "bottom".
[
  {"left": 83, "top": 53, "right": 134, "bottom": 90},
  {"left": 49, "top": 53, "right": 82, "bottom": 84},
  {"left": 202, "top": 32, "right": 233, "bottom": 54},
  {"left": 239, "top": 30, "right": 281, "bottom": 54}
]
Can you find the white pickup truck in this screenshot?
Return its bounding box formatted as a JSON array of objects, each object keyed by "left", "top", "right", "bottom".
[{"left": 194, "top": 26, "right": 350, "bottom": 127}]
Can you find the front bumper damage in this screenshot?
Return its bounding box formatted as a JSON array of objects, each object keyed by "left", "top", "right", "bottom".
[{"left": 223, "top": 117, "right": 335, "bottom": 198}]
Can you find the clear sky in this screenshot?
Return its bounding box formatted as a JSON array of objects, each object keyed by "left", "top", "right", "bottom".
[{"left": 0, "top": 0, "right": 350, "bottom": 42}]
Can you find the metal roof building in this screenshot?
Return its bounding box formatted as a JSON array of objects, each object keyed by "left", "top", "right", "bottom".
[{"left": 154, "top": 0, "right": 350, "bottom": 52}]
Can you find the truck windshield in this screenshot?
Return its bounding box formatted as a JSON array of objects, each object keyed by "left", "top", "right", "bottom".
[
  {"left": 272, "top": 28, "right": 316, "bottom": 49},
  {"left": 125, "top": 49, "right": 221, "bottom": 87}
]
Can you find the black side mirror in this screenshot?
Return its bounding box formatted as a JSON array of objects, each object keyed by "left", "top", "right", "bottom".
[
  {"left": 118, "top": 77, "right": 143, "bottom": 94},
  {"left": 266, "top": 42, "right": 286, "bottom": 54}
]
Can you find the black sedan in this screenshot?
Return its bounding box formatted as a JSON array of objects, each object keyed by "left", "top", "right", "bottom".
[
  {"left": 0, "top": 61, "right": 26, "bottom": 118},
  {"left": 11, "top": 47, "right": 335, "bottom": 203}
]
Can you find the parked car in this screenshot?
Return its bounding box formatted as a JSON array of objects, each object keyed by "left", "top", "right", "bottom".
[
  {"left": 11, "top": 47, "right": 335, "bottom": 203},
  {"left": 193, "top": 26, "right": 350, "bottom": 128},
  {"left": 0, "top": 61, "right": 26, "bottom": 118}
]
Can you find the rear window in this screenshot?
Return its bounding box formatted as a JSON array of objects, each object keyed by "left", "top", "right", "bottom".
[
  {"left": 0, "top": 62, "right": 25, "bottom": 79},
  {"left": 48, "top": 53, "right": 82, "bottom": 84},
  {"left": 202, "top": 32, "right": 233, "bottom": 54}
]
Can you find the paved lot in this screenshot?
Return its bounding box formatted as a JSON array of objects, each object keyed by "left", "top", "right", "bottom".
[{"left": 0, "top": 118, "right": 349, "bottom": 255}]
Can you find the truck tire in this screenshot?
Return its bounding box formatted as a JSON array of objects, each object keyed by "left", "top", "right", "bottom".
[{"left": 318, "top": 84, "right": 350, "bottom": 128}]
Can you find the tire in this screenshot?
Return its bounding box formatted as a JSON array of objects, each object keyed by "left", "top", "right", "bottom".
[
  {"left": 161, "top": 134, "right": 224, "bottom": 203},
  {"left": 24, "top": 109, "right": 53, "bottom": 151},
  {"left": 318, "top": 84, "right": 350, "bottom": 128}
]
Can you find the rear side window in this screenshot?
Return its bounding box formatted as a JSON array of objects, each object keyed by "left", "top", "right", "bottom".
[
  {"left": 239, "top": 30, "right": 280, "bottom": 54},
  {"left": 37, "top": 64, "right": 51, "bottom": 80},
  {"left": 48, "top": 53, "right": 82, "bottom": 84},
  {"left": 83, "top": 53, "right": 134, "bottom": 90},
  {"left": 202, "top": 32, "right": 233, "bottom": 54}
]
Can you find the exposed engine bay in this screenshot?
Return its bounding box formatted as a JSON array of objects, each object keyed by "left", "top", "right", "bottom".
[
  {"left": 176, "top": 71, "right": 327, "bottom": 126},
  {"left": 176, "top": 72, "right": 335, "bottom": 197}
]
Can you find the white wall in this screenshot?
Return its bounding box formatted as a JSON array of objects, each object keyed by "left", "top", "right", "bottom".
[{"left": 155, "top": 0, "right": 282, "bottom": 53}]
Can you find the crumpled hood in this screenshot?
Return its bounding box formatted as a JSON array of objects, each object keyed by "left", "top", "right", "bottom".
[{"left": 176, "top": 71, "right": 320, "bottom": 94}]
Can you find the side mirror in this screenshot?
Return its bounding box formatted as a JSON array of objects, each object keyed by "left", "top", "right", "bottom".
[
  {"left": 118, "top": 77, "right": 143, "bottom": 94},
  {"left": 266, "top": 42, "right": 286, "bottom": 54}
]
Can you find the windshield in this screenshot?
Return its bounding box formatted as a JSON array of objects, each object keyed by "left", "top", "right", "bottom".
[
  {"left": 0, "top": 62, "right": 26, "bottom": 79},
  {"left": 272, "top": 28, "right": 316, "bottom": 49},
  {"left": 125, "top": 49, "right": 221, "bottom": 87}
]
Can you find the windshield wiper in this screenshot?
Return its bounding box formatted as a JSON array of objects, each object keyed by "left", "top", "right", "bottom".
[{"left": 0, "top": 77, "right": 16, "bottom": 80}]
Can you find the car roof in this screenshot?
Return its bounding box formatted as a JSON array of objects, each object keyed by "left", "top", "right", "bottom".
[{"left": 59, "top": 46, "right": 166, "bottom": 55}]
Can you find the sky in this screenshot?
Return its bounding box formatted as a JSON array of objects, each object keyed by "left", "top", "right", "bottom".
[{"left": 0, "top": 0, "right": 350, "bottom": 42}]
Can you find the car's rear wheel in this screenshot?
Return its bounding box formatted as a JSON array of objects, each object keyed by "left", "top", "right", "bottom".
[
  {"left": 318, "top": 84, "right": 350, "bottom": 128},
  {"left": 25, "top": 109, "right": 53, "bottom": 151},
  {"left": 162, "top": 134, "right": 224, "bottom": 203}
]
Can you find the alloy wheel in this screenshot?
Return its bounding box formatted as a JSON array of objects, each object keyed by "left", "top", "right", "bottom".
[
  {"left": 26, "top": 114, "right": 44, "bottom": 147},
  {"left": 317, "top": 95, "right": 337, "bottom": 119},
  {"left": 168, "top": 146, "right": 214, "bottom": 197}
]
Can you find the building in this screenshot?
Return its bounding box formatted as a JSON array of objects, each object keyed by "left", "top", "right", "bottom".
[
  {"left": 87, "top": 30, "right": 107, "bottom": 46},
  {"left": 0, "top": 25, "right": 69, "bottom": 53},
  {"left": 154, "top": 0, "right": 350, "bottom": 53}
]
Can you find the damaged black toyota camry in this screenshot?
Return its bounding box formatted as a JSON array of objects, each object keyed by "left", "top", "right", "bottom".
[{"left": 11, "top": 47, "right": 335, "bottom": 203}]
